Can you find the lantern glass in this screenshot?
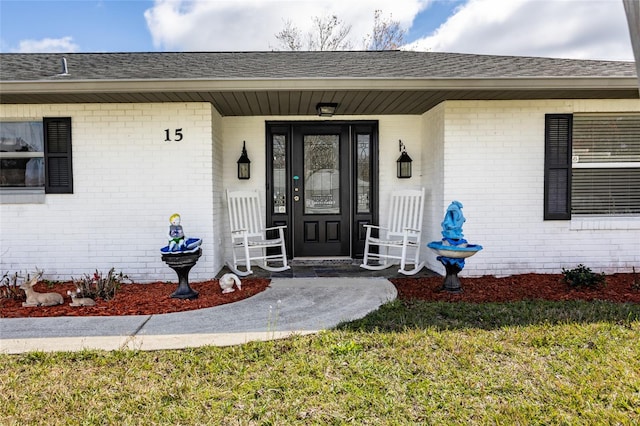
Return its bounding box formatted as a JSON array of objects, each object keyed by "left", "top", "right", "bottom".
[
  {"left": 238, "top": 162, "right": 250, "bottom": 179},
  {"left": 237, "top": 142, "right": 251, "bottom": 179},
  {"left": 396, "top": 151, "right": 412, "bottom": 179}
]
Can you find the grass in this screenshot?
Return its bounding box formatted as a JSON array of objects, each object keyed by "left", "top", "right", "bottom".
[{"left": 1, "top": 300, "right": 639, "bottom": 425}]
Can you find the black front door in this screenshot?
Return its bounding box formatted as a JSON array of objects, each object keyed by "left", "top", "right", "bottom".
[
  {"left": 266, "top": 122, "right": 378, "bottom": 258},
  {"left": 292, "top": 124, "right": 350, "bottom": 256}
]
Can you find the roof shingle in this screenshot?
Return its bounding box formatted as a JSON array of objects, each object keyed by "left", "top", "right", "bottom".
[{"left": 1, "top": 50, "right": 636, "bottom": 81}]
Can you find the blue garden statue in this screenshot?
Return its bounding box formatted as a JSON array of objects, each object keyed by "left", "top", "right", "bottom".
[
  {"left": 427, "top": 201, "right": 483, "bottom": 293},
  {"left": 441, "top": 200, "right": 466, "bottom": 241}
]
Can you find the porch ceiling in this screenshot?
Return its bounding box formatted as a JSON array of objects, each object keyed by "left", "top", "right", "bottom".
[{"left": 1, "top": 86, "right": 637, "bottom": 116}]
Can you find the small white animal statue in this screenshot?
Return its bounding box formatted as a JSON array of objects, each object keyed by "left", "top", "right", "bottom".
[
  {"left": 19, "top": 273, "right": 64, "bottom": 307},
  {"left": 219, "top": 273, "right": 242, "bottom": 294},
  {"left": 67, "top": 289, "right": 96, "bottom": 307}
]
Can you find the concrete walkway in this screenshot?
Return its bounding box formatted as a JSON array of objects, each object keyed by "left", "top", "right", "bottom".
[{"left": 0, "top": 277, "right": 397, "bottom": 354}]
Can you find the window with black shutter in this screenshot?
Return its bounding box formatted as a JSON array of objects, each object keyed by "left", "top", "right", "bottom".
[
  {"left": 544, "top": 114, "right": 572, "bottom": 220},
  {"left": 44, "top": 117, "right": 73, "bottom": 194},
  {"left": 572, "top": 113, "right": 640, "bottom": 215}
]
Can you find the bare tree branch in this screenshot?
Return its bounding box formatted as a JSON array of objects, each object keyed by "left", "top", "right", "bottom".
[
  {"left": 273, "top": 14, "right": 352, "bottom": 51},
  {"left": 363, "top": 10, "right": 406, "bottom": 51},
  {"left": 274, "top": 19, "right": 303, "bottom": 51},
  {"left": 308, "top": 14, "right": 352, "bottom": 51}
]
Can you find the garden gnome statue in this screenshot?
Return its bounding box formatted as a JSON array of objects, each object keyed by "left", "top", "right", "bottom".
[
  {"left": 160, "top": 213, "right": 203, "bottom": 299},
  {"left": 161, "top": 213, "right": 202, "bottom": 254}
]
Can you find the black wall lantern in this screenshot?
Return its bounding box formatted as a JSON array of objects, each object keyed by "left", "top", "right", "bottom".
[
  {"left": 237, "top": 141, "right": 251, "bottom": 179},
  {"left": 396, "top": 140, "right": 412, "bottom": 179}
]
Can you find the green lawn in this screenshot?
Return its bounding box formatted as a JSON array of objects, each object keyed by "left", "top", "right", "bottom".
[{"left": 2, "top": 300, "right": 639, "bottom": 425}]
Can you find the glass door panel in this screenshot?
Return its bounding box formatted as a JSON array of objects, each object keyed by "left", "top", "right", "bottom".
[
  {"left": 356, "top": 133, "right": 371, "bottom": 213},
  {"left": 272, "top": 134, "right": 287, "bottom": 214},
  {"left": 303, "top": 134, "right": 340, "bottom": 214}
]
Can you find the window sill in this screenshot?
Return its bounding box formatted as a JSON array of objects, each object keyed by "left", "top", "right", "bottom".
[
  {"left": 570, "top": 216, "right": 640, "bottom": 231},
  {"left": 0, "top": 188, "right": 46, "bottom": 204}
]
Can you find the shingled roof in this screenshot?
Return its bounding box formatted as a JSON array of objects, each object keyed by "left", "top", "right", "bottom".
[
  {"left": 1, "top": 51, "right": 636, "bottom": 81},
  {"left": 1, "top": 51, "right": 637, "bottom": 115}
]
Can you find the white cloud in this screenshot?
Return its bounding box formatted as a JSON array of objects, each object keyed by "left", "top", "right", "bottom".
[
  {"left": 13, "top": 36, "right": 79, "bottom": 53},
  {"left": 144, "top": 0, "right": 430, "bottom": 51},
  {"left": 404, "top": 0, "right": 634, "bottom": 60}
]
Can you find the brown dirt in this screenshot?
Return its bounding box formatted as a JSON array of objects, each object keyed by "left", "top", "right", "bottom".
[
  {"left": 391, "top": 273, "right": 640, "bottom": 303},
  {"left": 0, "top": 279, "right": 270, "bottom": 318},
  {"left": 1, "top": 273, "right": 638, "bottom": 318}
]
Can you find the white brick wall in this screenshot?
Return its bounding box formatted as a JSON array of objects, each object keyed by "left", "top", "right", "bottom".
[
  {"left": 3, "top": 100, "right": 637, "bottom": 281},
  {"left": 0, "top": 103, "right": 217, "bottom": 283},
  {"left": 210, "top": 107, "right": 225, "bottom": 275},
  {"left": 420, "top": 104, "right": 446, "bottom": 275},
  {"left": 431, "top": 99, "right": 640, "bottom": 277}
]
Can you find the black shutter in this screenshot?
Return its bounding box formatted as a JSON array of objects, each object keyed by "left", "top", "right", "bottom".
[
  {"left": 44, "top": 117, "right": 73, "bottom": 194},
  {"left": 544, "top": 114, "right": 572, "bottom": 220}
]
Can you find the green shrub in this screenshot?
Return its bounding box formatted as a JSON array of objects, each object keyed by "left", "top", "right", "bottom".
[
  {"left": 72, "top": 268, "right": 129, "bottom": 301},
  {"left": 562, "top": 264, "right": 606, "bottom": 289}
]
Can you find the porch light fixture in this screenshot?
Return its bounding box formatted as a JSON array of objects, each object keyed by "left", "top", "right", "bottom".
[
  {"left": 397, "top": 140, "right": 412, "bottom": 179},
  {"left": 237, "top": 141, "right": 251, "bottom": 179},
  {"left": 316, "top": 102, "right": 338, "bottom": 117}
]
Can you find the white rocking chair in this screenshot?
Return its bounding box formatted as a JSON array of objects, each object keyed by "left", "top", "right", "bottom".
[
  {"left": 361, "top": 188, "right": 426, "bottom": 276},
  {"left": 226, "top": 189, "right": 290, "bottom": 276}
]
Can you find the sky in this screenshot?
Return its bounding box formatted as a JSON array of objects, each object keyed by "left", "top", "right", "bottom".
[{"left": 0, "top": 0, "right": 635, "bottom": 61}]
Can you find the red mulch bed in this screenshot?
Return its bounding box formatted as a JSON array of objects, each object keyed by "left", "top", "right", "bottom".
[
  {"left": 391, "top": 273, "right": 640, "bottom": 303},
  {"left": 1, "top": 274, "right": 638, "bottom": 318},
  {"left": 0, "top": 279, "right": 270, "bottom": 318}
]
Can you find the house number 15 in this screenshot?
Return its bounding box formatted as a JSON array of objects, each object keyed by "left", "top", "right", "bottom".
[{"left": 164, "top": 128, "right": 183, "bottom": 142}]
